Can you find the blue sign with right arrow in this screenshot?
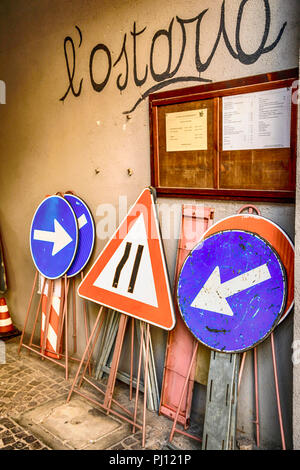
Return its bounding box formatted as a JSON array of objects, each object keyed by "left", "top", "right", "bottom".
[
  {"left": 177, "top": 230, "right": 287, "bottom": 353},
  {"left": 64, "top": 194, "right": 95, "bottom": 278},
  {"left": 30, "top": 195, "right": 78, "bottom": 279}
]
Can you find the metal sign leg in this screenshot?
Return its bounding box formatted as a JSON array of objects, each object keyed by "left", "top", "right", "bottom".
[
  {"left": 72, "top": 277, "right": 77, "bottom": 354},
  {"left": 142, "top": 323, "right": 150, "bottom": 448},
  {"left": 77, "top": 311, "right": 106, "bottom": 388},
  {"left": 202, "top": 351, "right": 240, "bottom": 450},
  {"left": 67, "top": 307, "right": 104, "bottom": 402},
  {"left": 133, "top": 321, "right": 145, "bottom": 434},
  {"left": 253, "top": 347, "right": 260, "bottom": 448},
  {"left": 238, "top": 351, "right": 246, "bottom": 392},
  {"left": 29, "top": 275, "right": 47, "bottom": 348},
  {"left": 103, "top": 314, "right": 128, "bottom": 411},
  {"left": 270, "top": 332, "right": 286, "bottom": 450},
  {"left": 56, "top": 278, "right": 70, "bottom": 354},
  {"left": 18, "top": 271, "right": 38, "bottom": 355},
  {"left": 130, "top": 317, "right": 134, "bottom": 401},
  {"left": 169, "top": 341, "right": 201, "bottom": 444},
  {"left": 64, "top": 275, "right": 69, "bottom": 380},
  {"left": 41, "top": 280, "right": 54, "bottom": 358},
  {"left": 81, "top": 271, "right": 92, "bottom": 376}
]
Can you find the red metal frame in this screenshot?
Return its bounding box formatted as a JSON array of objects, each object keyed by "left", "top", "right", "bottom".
[
  {"left": 159, "top": 205, "right": 214, "bottom": 427},
  {"left": 67, "top": 312, "right": 152, "bottom": 448}
]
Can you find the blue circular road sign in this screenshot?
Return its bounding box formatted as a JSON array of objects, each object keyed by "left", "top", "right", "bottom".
[
  {"left": 177, "top": 230, "right": 286, "bottom": 353},
  {"left": 64, "top": 194, "right": 95, "bottom": 278},
  {"left": 30, "top": 195, "right": 78, "bottom": 279}
]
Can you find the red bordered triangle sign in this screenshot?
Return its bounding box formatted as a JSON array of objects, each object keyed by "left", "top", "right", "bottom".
[{"left": 78, "top": 188, "right": 176, "bottom": 330}]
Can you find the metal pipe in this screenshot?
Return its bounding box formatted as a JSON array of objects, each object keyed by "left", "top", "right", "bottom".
[
  {"left": 105, "top": 314, "right": 128, "bottom": 412},
  {"left": 142, "top": 323, "right": 150, "bottom": 448},
  {"left": 22, "top": 343, "right": 66, "bottom": 368},
  {"left": 253, "top": 347, "right": 260, "bottom": 448},
  {"left": 64, "top": 275, "right": 69, "bottom": 380},
  {"left": 41, "top": 280, "right": 53, "bottom": 358},
  {"left": 18, "top": 271, "right": 38, "bottom": 355},
  {"left": 133, "top": 322, "right": 144, "bottom": 433},
  {"left": 169, "top": 341, "right": 198, "bottom": 442},
  {"left": 83, "top": 376, "right": 133, "bottom": 417},
  {"left": 78, "top": 311, "right": 105, "bottom": 388},
  {"left": 72, "top": 277, "right": 77, "bottom": 354},
  {"left": 173, "top": 427, "right": 202, "bottom": 443},
  {"left": 270, "top": 332, "right": 286, "bottom": 450},
  {"left": 130, "top": 317, "right": 134, "bottom": 401},
  {"left": 81, "top": 271, "right": 92, "bottom": 375},
  {"left": 56, "top": 279, "right": 70, "bottom": 349},
  {"left": 72, "top": 388, "right": 143, "bottom": 431},
  {"left": 31, "top": 343, "right": 90, "bottom": 364},
  {"left": 67, "top": 307, "right": 103, "bottom": 403},
  {"left": 238, "top": 351, "right": 247, "bottom": 392},
  {"left": 29, "top": 275, "right": 46, "bottom": 348}
]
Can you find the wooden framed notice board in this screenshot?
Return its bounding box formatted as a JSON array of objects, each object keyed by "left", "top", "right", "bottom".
[{"left": 149, "top": 69, "right": 298, "bottom": 202}]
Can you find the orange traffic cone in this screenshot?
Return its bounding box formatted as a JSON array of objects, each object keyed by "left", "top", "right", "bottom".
[{"left": 0, "top": 297, "right": 19, "bottom": 338}]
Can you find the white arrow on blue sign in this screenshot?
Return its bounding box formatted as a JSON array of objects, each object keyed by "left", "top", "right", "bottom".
[
  {"left": 30, "top": 195, "right": 78, "bottom": 279},
  {"left": 64, "top": 194, "right": 95, "bottom": 278},
  {"left": 191, "top": 263, "right": 272, "bottom": 317},
  {"left": 177, "top": 230, "right": 287, "bottom": 353}
]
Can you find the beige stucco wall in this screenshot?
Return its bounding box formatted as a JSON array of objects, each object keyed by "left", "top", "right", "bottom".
[{"left": 0, "top": 0, "right": 299, "bottom": 448}]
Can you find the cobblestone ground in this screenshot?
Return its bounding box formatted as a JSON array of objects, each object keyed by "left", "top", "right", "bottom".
[
  {"left": 0, "top": 338, "right": 72, "bottom": 450},
  {"left": 0, "top": 416, "right": 49, "bottom": 450},
  {"left": 0, "top": 337, "right": 201, "bottom": 451}
]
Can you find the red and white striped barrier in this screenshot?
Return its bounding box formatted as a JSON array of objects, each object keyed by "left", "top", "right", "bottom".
[{"left": 40, "top": 277, "right": 64, "bottom": 359}]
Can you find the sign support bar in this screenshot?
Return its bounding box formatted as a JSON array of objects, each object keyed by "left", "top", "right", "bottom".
[
  {"left": 67, "top": 310, "right": 152, "bottom": 447},
  {"left": 18, "top": 270, "right": 93, "bottom": 380},
  {"left": 94, "top": 309, "right": 160, "bottom": 411},
  {"left": 202, "top": 351, "right": 240, "bottom": 450},
  {"left": 169, "top": 340, "right": 202, "bottom": 444}
]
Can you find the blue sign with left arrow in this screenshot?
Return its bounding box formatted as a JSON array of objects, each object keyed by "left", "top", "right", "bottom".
[
  {"left": 177, "top": 230, "right": 287, "bottom": 353},
  {"left": 30, "top": 195, "right": 78, "bottom": 279}
]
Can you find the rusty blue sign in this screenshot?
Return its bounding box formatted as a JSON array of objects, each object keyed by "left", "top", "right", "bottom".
[{"left": 177, "top": 230, "right": 286, "bottom": 353}]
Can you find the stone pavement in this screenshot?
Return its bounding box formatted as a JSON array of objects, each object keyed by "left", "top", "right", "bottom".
[{"left": 0, "top": 337, "right": 201, "bottom": 451}]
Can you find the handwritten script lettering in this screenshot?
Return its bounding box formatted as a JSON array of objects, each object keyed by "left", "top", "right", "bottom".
[{"left": 60, "top": 0, "right": 286, "bottom": 114}]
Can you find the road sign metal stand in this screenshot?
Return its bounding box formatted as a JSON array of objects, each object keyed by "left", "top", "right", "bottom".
[
  {"left": 67, "top": 310, "right": 152, "bottom": 447},
  {"left": 237, "top": 205, "right": 261, "bottom": 448},
  {"left": 160, "top": 205, "right": 214, "bottom": 427},
  {"left": 72, "top": 277, "right": 77, "bottom": 354},
  {"left": 94, "top": 309, "right": 159, "bottom": 411},
  {"left": 169, "top": 340, "right": 202, "bottom": 444},
  {"left": 238, "top": 331, "right": 286, "bottom": 450},
  {"left": 236, "top": 205, "right": 287, "bottom": 450},
  {"left": 0, "top": 340, "right": 6, "bottom": 364},
  {"left": 18, "top": 270, "right": 93, "bottom": 380},
  {"left": 202, "top": 352, "right": 240, "bottom": 450}
]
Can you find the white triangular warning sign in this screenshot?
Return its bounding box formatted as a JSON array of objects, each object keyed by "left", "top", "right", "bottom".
[
  {"left": 93, "top": 213, "right": 158, "bottom": 307},
  {"left": 78, "top": 188, "right": 176, "bottom": 330}
]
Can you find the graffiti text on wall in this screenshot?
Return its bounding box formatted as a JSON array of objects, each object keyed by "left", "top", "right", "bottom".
[{"left": 60, "top": 0, "right": 286, "bottom": 114}]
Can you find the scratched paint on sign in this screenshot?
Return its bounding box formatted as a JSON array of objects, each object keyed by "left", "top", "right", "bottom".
[{"left": 177, "top": 230, "right": 286, "bottom": 353}]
